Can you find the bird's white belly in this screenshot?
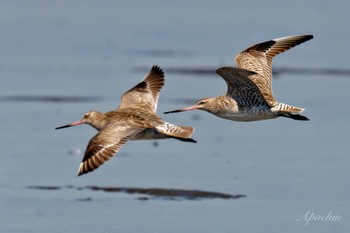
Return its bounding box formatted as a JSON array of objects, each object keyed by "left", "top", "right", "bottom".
[{"left": 216, "top": 108, "right": 278, "bottom": 122}]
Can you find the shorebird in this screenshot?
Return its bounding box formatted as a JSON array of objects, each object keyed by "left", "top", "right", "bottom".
[
  {"left": 56, "top": 65, "right": 196, "bottom": 176},
  {"left": 164, "top": 35, "right": 313, "bottom": 122}
]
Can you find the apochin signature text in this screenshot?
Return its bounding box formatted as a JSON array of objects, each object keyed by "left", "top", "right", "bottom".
[{"left": 297, "top": 210, "right": 341, "bottom": 226}]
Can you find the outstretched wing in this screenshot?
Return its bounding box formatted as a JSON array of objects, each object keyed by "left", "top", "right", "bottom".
[
  {"left": 77, "top": 123, "right": 143, "bottom": 176},
  {"left": 216, "top": 67, "right": 268, "bottom": 108},
  {"left": 235, "top": 35, "right": 313, "bottom": 104},
  {"left": 118, "top": 65, "right": 165, "bottom": 113}
]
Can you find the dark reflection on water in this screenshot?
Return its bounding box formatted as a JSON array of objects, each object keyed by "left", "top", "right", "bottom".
[
  {"left": 76, "top": 197, "right": 93, "bottom": 202},
  {"left": 134, "top": 66, "right": 350, "bottom": 77},
  {"left": 27, "top": 185, "right": 246, "bottom": 200},
  {"left": 27, "top": 186, "right": 62, "bottom": 190},
  {"left": 0, "top": 95, "right": 103, "bottom": 103}
]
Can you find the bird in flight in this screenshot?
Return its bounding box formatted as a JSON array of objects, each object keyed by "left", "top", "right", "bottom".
[
  {"left": 56, "top": 65, "right": 196, "bottom": 176},
  {"left": 164, "top": 35, "right": 313, "bottom": 122}
]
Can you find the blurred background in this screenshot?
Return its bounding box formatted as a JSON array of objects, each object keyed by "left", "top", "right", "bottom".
[{"left": 0, "top": 1, "right": 349, "bottom": 232}]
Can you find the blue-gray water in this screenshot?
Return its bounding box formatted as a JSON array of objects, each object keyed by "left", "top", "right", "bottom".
[{"left": 1, "top": 1, "right": 349, "bottom": 232}]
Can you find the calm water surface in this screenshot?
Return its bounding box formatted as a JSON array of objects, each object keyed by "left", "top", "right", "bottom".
[{"left": 0, "top": 1, "right": 349, "bottom": 232}]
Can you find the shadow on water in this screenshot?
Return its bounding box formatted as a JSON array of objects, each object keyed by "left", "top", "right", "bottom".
[
  {"left": 27, "top": 185, "right": 246, "bottom": 201},
  {"left": 133, "top": 66, "right": 350, "bottom": 77},
  {"left": 0, "top": 95, "right": 103, "bottom": 103}
]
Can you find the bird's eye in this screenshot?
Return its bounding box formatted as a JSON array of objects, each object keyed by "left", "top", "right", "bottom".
[{"left": 198, "top": 100, "right": 206, "bottom": 105}]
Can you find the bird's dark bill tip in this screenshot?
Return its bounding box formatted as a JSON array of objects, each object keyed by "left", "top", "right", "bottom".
[
  {"left": 163, "top": 109, "right": 183, "bottom": 114},
  {"left": 55, "top": 120, "right": 83, "bottom": 130},
  {"left": 55, "top": 124, "right": 72, "bottom": 130},
  {"left": 164, "top": 105, "right": 198, "bottom": 114}
]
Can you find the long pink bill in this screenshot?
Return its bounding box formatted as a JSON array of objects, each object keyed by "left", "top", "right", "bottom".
[
  {"left": 55, "top": 120, "right": 83, "bottom": 130},
  {"left": 163, "top": 105, "right": 198, "bottom": 114}
]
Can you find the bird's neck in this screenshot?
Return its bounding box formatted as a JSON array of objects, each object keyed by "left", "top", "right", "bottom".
[
  {"left": 207, "top": 96, "right": 237, "bottom": 114},
  {"left": 88, "top": 112, "right": 109, "bottom": 130}
]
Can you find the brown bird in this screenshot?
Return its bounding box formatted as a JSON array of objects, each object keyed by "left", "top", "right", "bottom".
[
  {"left": 56, "top": 65, "right": 196, "bottom": 176},
  {"left": 164, "top": 35, "right": 313, "bottom": 122}
]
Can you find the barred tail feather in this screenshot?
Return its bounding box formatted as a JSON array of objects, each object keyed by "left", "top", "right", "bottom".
[
  {"left": 273, "top": 102, "right": 305, "bottom": 114},
  {"left": 156, "top": 123, "right": 196, "bottom": 142},
  {"left": 174, "top": 125, "right": 194, "bottom": 138},
  {"left": 272, "top": 102, "right": 309, "bottom": 121}
]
